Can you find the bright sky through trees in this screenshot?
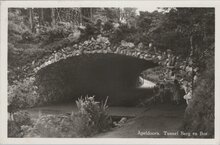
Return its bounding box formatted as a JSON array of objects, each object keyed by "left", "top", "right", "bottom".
[{"left": 135, "top": 6, "right": 161, "bottom": 15}]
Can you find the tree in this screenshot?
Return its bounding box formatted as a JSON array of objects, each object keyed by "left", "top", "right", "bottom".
[
  {"left": 136, "top": 10, "right": 166, "bottom": 47},
  {"left": 51, "top": 8, "right": 56, "bottom": 26},
  {"left": 121, "top": 8, "right": 137, "bottom": 21},
  {"left": 28, "top": 8, "right": 34, "bottom": 32},
  {"left": 104, "top": 8, "right": 120, "bottom": 22},
  {"left": 39, "top": 9, "right": 44, "bottom": 25},
  {"left": 163, "top": 8, "right": 214, "bottom": 90}
]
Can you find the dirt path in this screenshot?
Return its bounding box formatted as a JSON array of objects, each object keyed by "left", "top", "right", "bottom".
[
  {"left": 94, "top": 103, "right": 186, "bottom": 138},
  {"left": 25, "top": 100, "right": 187, "bottom": 138},
  {"left": 139, "top": 78, "right": 156, "bottom": 88},
  {"left": 25, "top": 79, "right": 186, "bottom": 138}
]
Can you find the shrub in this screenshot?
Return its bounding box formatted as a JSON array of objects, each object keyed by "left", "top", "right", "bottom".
[
  {"left": 70, "top": 112, "right": 92, "bottom": 137},
  {"left": 21, "top": 31, "right": 34, "bottom": 42},
  {"left": 8, "top": 43, "right": 21, "bottom": 58},
  {"left": 25, "top": 114, "right": 77, "bottom": 138},
  {"left": 13, "top": 111, "right": 33, "bottom": 126},
  {"left": 183, "top": 56, "right": 214, "bottom": 138},
  {"left": 103, "top": 21, "right": 114, "bottom": 32},
  {"left": 8, "top": 77, "right": 41, "bottom": 109},
  {"left": 109, "top": 24, "right": 139, "bottom": 45},
  {"left": 8, "top": 9, "right": 30, "bottom": 43},
  {"left": 38, "top": 23, "right": 73, "bottom": 43},
  {"left": 24, "top": 96, "right": 112, "bottom": 137},
  {"left": 75, "top": 96, "right": 111, "bottom": 133},
  {"left": 8, "top": 111, "right": 33, "bottom": 137},
  {"left": 67, "top": 28, "right": 81, "bottom": 43},
  {"left": 8, "top": 120, "right": 22, "bottom": 137}
]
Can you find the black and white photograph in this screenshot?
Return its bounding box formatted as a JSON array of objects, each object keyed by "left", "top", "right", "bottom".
[{"left": 0, "top": 0, "right": 219, "bottom": 144}]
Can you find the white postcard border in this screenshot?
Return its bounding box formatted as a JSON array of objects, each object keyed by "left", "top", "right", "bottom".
[{"left": 1, "top": 1, "right": 220, "bottom": 144}]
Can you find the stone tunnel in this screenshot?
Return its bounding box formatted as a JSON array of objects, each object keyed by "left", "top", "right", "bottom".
[{"left": 35, "top": 53, "right": 158, "bottom": 106}]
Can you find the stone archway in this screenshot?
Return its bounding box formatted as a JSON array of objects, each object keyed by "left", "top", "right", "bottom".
[{"left": 35, "top": 53, "right": 158, "bottom": 106}]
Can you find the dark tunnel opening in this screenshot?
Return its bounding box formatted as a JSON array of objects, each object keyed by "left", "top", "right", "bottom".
[{"left": 35, "top": 53, "right": 158, "bottom": 106}]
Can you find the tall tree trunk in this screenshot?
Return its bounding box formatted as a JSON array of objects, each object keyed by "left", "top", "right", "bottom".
[
  {"left": 190, "top": 35, "right": 193, "bottom": 53},
  {"left": 90, "top": 8, "right": 93, "bottom": 22},
  {"left": 40, "top": 9, "right": 44, "bottom": 26},
  {"left": 79, "top": 8, "right": 82, "bottom": 25},
  {"left": 51, "top": 8, "right": 56, "bottom": 26},
  {"left": 190, "top": 35, "right": 194, "bottom": 93},
  {"left": 29, "top": 8, "right": 34, "bottom": 33},
  {"left": 117, "top": 8, "right": 121, "bottom": 22}
]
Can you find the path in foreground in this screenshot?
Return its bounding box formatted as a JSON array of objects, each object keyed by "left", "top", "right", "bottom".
[
  {"left": 94, "top": 103, "right": 186, "bottom": 138},
  {"left": 26, "top": 103, "right": 147, "bottom": 119},
  {"left": 26, "top": 102, "right": 186, "bottom": 138}
]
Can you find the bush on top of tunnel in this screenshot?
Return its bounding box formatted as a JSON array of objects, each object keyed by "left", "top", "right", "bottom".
[{"left": 37, "top": 24, "right": 72, "bottom": 43}]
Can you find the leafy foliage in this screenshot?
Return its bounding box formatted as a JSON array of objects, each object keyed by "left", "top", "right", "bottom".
[
  {"left": 37, "top": 23, "right": 74, "bottom": 43},
  {"left": 23, "top": 96, "right": 112, "bottom": 137},
  {"left": 76, "top": 96, "right": 111, "bottom": 133},
  {"left": 183, "top": 56, "right": 214, "bottom": 138},
  {"left": 25, "top": 114, "right": 77, "bottom": 137},
  {"left": 8, "top": 9, "right": 30, "bottom": 43},
  {"left": 8, "top": 111, "right": 33, "bottom": 137},
  {"left": 103, "top": 20, "right": 114, "bottom": 32},
  {"left": 109, "top": 24, "right": 138, "bottom": 44},
  {"left": 8, "top": 77, "right": 41, "bottom": 109}
]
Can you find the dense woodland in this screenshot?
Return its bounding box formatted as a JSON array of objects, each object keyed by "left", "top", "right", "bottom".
[
  {"left": 8, "top": 8, "right": 214, "bottom": 81},
  {"left": 8, "top": 8, "right": 214, "bottom": 138}
]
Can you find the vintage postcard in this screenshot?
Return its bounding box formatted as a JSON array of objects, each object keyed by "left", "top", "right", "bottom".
[{"left": 0, "top": 0, "right": 219, "bottom": 144}]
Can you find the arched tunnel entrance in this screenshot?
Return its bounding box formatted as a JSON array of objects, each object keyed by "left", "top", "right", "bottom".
[{"left": 35, "top": 53, "right": 158, "bottom": 106}]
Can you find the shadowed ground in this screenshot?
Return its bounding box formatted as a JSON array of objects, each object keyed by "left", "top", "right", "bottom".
[{"left": 94, "top": 103, "right": 186, "bottom": 138}]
